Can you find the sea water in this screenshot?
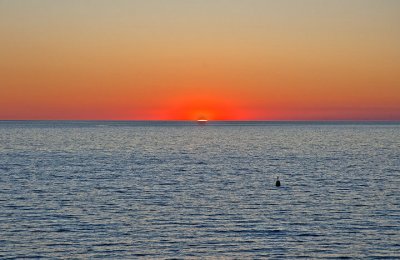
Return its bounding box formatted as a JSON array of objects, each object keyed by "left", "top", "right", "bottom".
[{"left": 0, "top": 121, "right": 399, "bottom": 258}]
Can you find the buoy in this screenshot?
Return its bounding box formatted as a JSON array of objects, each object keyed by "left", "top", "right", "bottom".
[{"left": 275, "top": 176, "right": 281, "bottom": 187}]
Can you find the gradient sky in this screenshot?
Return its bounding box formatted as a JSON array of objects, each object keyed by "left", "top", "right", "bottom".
[{"left": 1, "top": 0, "right": 399, "bottom": 120}]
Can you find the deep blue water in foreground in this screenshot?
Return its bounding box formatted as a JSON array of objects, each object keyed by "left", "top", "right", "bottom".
[{"left": 0, "top": 121, "right": 399, "bottom": 258}]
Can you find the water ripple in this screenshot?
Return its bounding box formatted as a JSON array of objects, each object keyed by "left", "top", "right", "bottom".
[{"left": 0, "top": 122, "right": 399, "bottom": 258}]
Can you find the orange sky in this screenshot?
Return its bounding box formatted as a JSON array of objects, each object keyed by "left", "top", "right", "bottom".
[{"left": 1, "top": 0, "right": 399, "bottom": 120}]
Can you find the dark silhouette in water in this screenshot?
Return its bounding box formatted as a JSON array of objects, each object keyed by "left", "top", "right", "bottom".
[{"left": 276, "top": 176, "right": 281, "bottom": 187}]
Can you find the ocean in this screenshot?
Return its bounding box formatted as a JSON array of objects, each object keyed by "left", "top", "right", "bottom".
[{"left": 0, "top": 121, "right": 399, "bottom": 258}]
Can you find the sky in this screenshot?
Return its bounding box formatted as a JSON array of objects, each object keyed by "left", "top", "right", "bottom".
[{"left": 1, "top": 0, "right": 399, "bottom": 120}]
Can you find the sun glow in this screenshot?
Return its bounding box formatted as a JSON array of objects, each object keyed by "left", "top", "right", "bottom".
[{"left": 162, "top": 91, "right": 251, "bottom": 121}]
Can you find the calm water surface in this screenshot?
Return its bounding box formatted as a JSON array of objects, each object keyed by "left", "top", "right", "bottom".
[{"left": 0, "top": 121, "right": 399, "bottom": 258}]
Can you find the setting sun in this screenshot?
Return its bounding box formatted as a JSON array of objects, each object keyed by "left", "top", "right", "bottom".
[{"left": 196, "top": 115, "right": 208, "bottom": 124}]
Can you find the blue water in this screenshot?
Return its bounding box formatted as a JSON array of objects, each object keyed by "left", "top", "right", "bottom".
[{"left": 0, "top": 121, "right": 399, "bottom": 258}]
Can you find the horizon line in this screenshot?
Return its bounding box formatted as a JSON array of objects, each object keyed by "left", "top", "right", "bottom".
[{"left": 1, "top": 119, "right": 400, "bottom": 122}]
